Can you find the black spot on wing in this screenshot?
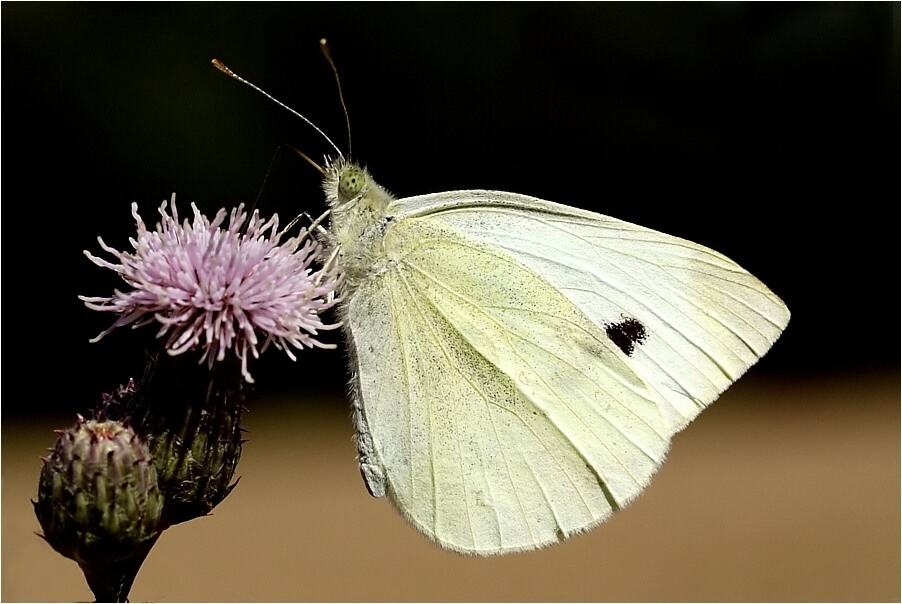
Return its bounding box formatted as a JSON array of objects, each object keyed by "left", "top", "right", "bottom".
[{"left": 605, "top": 316, "right": 648, "bottom": 357}]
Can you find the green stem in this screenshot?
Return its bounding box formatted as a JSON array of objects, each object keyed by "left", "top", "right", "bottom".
[{"left": 79, "top": 534, "right": 159, "bottom": 602}]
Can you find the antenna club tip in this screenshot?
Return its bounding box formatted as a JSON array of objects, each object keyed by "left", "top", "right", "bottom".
[
  {"left": 211, "top": 58, "right": 233, "bottom": 76},
  {"left": 320, "top": 38, "right": 334, "bottom": 60}
]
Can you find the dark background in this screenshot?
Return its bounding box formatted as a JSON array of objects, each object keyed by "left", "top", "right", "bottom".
[
  {"left": 4, "top": 3, "right": 898, "bottom": 414},
  {"left": 3, "top": 4, "right": 899, "bottom": 601}
]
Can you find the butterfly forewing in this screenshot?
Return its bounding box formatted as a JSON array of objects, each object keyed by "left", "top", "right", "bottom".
[{"left": 389, "top": 191, "right": 791, "bottom": 429}]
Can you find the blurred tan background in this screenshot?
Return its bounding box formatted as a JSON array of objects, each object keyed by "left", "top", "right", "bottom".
[{"left": 4, "top": 370, "right": 898, "bottom": 601}]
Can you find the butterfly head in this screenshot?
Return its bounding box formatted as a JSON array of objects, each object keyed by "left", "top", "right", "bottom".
[{"left": 323, "top": 159, "right": 394, "bottom": 215}]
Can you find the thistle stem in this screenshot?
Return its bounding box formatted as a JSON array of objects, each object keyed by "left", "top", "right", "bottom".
[{"left": 79, "top": 534, "right": 159, "bottom": 602}]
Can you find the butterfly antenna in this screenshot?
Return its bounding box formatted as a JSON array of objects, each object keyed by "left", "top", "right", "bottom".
[
  {"left": 319, "top": 39, "right": 352, "bottom": 158},
  {"left": 212, "top": 58, "right": 345, "bottom": 161}
]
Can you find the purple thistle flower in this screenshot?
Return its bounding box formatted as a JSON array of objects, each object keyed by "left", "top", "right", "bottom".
[{"left": 81, "top": 195, "right": 339, "bottom": 382}]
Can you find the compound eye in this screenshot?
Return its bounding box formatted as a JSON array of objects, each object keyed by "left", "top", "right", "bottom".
[{"left": 339, "top": 167, "right": 366, "bottom": 199}]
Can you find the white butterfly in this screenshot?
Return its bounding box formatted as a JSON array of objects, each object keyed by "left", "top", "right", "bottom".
[
  {"left": 213, "top": 56, "right": 790, "bottom": 556},
  {"left": 321, "top": 160, "right": 790, "bottom": 555}
]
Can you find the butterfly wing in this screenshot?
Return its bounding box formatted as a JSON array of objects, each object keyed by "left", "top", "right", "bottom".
[
  {"left": 391, "top": 191, "right": 791, "bottom": 430},
  {"left": 344, "top": 191, "right": 789, "bottom": 555}
]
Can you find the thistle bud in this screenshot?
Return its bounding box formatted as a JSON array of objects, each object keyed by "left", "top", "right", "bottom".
[{"left": 33, "top": 416, "right": 163, "bottom": 601}]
